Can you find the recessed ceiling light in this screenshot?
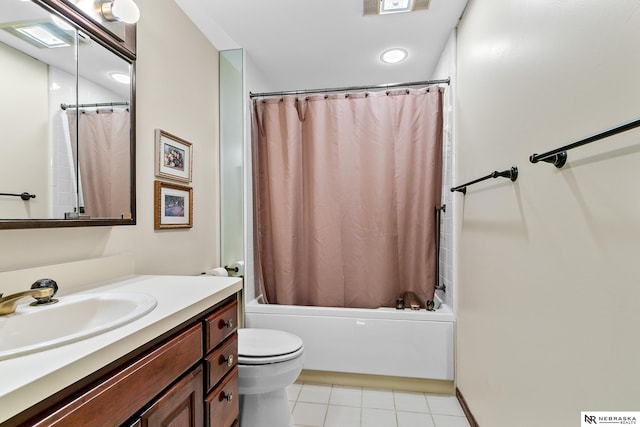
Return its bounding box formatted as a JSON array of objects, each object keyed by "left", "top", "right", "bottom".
[
  {"left": 380, "top": 48, "right": 408, "bottom": 64},
  {"left": 379, "top": 0, "right": 414, "bottom": 14},
  {"left": 363, "top": 0, "right": 430, "bottom": 16},
  {"left": 110, "top": 72, "right": 130, "bottom": 84}
]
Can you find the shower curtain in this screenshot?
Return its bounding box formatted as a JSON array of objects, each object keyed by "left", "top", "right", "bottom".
[
  {"left": 252, "top": 87, "right": 443, "bottom": 309},
  {"left": 66, "top": 109, "right": 130, "bottom": 218}
]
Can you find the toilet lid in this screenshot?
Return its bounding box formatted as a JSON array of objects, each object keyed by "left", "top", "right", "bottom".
[{"left": 238, "top": 328, "right": 304, "bottom": 365}]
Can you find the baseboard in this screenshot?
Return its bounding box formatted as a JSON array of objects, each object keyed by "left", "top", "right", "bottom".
[
  {"left": 456, "top": 387, "right": 480, "bottom": 427},
  {"left": 297, "top": 369, "right": 454, "bottom": 394}
]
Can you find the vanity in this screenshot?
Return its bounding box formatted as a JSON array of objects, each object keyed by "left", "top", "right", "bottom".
[{"left": 0, "top": 270, "right": 242, "bottom": 427}]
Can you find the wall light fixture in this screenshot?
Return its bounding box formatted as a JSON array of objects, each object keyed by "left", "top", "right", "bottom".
[{"left": 99, "top": 0, "right": 140, "bottom": 24}]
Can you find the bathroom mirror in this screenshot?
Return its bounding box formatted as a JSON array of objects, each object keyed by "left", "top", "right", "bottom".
[{"left": 0, "top": 0, "right": 136, "bottom": 228}]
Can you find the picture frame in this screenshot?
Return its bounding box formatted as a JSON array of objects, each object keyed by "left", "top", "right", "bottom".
[
  {"left": 155, "top": 129, "right": 192, "bottom": 183},
  {"left": 154, "top": 181, "right": 193, "bottom": 229}
]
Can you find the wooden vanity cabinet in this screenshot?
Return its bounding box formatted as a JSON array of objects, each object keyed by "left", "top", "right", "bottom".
[
  {"left": 9, "top": 295, "right": 239, "bottom": 427},
  {"left": 203, "top": 300, "right": 239, "bottom": 427},
  {"left": 139, "top": 366, "right": 204, "bottom": 427}
]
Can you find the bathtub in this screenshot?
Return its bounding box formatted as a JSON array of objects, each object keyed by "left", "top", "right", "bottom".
[{"left": 244, "top": 299, "right": 455, "bottom": 381}]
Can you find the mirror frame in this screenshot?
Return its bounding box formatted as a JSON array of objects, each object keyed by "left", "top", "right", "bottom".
[{"left": 0, "top": 0, "right": 136, "bottom": 229}]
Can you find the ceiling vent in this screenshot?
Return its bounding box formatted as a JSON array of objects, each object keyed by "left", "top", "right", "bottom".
[{"left": 363, "top": 0, "right": 431, "bottom": 16}]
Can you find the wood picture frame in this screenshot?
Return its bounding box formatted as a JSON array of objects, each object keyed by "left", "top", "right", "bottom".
[
  {"left": 154, "top": 181, "right": 192, "bottom": 229},
  {"left": 155, "top": 129, "right": 192, "bottom": 183}
]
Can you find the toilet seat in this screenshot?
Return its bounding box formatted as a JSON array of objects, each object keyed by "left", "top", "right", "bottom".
[{"left": 238, "top": 329, "right": 304, "bottom": 365}]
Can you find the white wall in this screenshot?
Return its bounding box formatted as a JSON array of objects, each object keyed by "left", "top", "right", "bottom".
[
  {"left": 431, "top": 31, "right": 457, "bottom": 310},
  {"left": 0, "top": 0, "right": 221, "bottom": 276},
  {"left": 243, "top": 52, "right": 274, "bottom": 302},
  {"left": 455, "top": 0, "right": 640, "bottom": 425}
]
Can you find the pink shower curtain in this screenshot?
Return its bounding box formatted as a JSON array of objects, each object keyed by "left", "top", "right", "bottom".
[
  {"left": 67, "top": 109, "right": 130, "bottom": 218},
  {"left": 252, "top": 88, "right": 443, "bottom": 308}
]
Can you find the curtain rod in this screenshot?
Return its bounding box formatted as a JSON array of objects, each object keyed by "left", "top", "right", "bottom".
[
  {"left": 60, "top": 101, "right": 130, "bottom": 110},
  {"left": 249, "top": 78, "right": 450, "bottom": 98}
]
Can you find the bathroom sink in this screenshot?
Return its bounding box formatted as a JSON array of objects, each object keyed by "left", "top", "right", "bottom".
[{"left": 0, "top": 292, "right": 157, "bottom": 361}]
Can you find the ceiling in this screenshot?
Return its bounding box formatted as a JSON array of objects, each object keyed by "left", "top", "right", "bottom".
[{"left": 176, "top": 0, "right": 469, "bottom": 93}]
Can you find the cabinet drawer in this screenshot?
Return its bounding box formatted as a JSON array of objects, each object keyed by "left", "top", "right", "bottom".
[
  {"left": 204, "top": 300, "right": 237, "bottom": 353},
  {"left": 204, "top": 367, "right": 238, "bottom": 427},
  {"left": 205, "top": 334, "right": 238, "bottom": 393}
]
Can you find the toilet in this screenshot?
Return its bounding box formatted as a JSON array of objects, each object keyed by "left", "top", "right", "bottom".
[{"left": 238, "top": 328, "right": 305, "bottom": 427}]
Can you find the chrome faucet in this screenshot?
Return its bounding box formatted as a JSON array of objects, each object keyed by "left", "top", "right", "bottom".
[{"left": 0, "top": 279, "right": 59, "bottom": 315}]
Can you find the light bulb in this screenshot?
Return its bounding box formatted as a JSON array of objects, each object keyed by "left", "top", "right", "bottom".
[
  {"left": 111, "top": 0, "right": 140, "bottom": 24},
  {"left": 380, "top": 48, "right": 408, "bottom": 64}
]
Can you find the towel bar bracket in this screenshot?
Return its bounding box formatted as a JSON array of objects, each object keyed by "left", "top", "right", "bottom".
[
  {"left": 494, "top": 166, "right": 519, "bottom": 182},
  {"left": 529, "top": 151, "right": 567, "bottom": 168}
]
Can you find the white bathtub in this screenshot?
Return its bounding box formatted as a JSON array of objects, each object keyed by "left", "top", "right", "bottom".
[{"left": 244, "top": 300, "right": 455, "bottom": 381}]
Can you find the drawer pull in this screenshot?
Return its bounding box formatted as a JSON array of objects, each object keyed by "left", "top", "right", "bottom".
[
  {"left": 223, "top": 319, "right": 234, "bottom": 329},
  {"left": 224, "top": 354, "right": 234, "bottom": 367},
  {"left": 223, "top": 391, "right": 233, "bottom": 402}
]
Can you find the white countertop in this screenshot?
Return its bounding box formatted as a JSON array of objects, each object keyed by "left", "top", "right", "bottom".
[{"left": 0, "top": 274, "right": 243, "bottom": 424}]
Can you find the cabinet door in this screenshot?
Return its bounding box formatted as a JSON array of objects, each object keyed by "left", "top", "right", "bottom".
[
  {"left": 205, "top": 368, "right": 238, "bottom": 427},
  {"left": 140, "top": 366, "right": 204, "bottom": 427}
]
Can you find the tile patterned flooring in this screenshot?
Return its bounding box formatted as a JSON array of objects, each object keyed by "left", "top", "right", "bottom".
[{"left": 288, "top": 382, "right": 471, "bottom": 427}]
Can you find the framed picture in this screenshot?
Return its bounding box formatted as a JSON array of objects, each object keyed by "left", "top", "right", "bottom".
[
  {"left": 155, "top": 129, "right": 192, "bottom": 182},
  {"left": 154, "top": 181, "right": 193, "bottom": 229}
]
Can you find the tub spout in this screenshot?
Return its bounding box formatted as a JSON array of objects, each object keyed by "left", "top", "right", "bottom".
[{"left": 403, "top": 291, "right": 421, "bottom": 310}]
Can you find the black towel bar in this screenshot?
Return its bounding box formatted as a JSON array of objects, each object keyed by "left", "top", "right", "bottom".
[
  {"left": 0, "top": 192, "right": 36, "bottom": 200},
  {"left": 530, "top": 117, "right": 640, "bottom": 168},
  {"left": 450, "top": 166, "right": 518, "bottom": 195}
]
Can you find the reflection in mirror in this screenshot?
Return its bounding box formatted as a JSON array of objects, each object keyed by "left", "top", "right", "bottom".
[
  {"left": 71, "top": 38, "right": 131, "bottom": 219},
  {"left": 0, "top": 0, "right": 133, "bottom": 224},
  {"left": 220, "top": 49, "right": 244, "bottom": 266},
  {"left": 0, "top": 0, "right": 78, "bottom": 220}
]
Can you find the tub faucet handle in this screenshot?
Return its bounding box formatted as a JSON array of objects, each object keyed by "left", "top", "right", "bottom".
[{"left": 426, "top": 300, "right": 435, "bottom": 311}]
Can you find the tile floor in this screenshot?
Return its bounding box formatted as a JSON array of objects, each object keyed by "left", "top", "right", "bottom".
[{"left": 288, "top": 382, "right": 471, "bottom": 427}]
